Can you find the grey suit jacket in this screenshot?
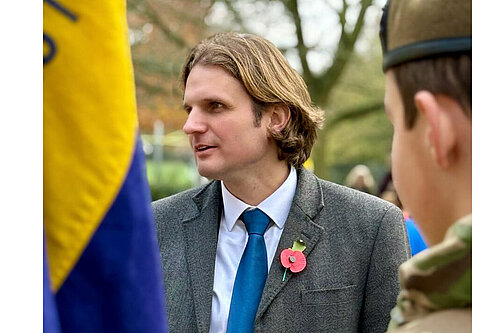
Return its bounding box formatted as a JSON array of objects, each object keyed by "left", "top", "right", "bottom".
[{"left": 153, "top": 168, "right": 410, "bottom": 333}]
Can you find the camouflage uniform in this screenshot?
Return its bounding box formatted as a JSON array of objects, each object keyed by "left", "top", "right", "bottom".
[{"left": 387, "top": 215, "right": 472, "bottom": 332}]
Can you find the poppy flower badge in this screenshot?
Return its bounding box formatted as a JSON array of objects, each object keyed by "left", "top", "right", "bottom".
[{"left": 280, "top": 239, "right": 307, "bottom": 281}]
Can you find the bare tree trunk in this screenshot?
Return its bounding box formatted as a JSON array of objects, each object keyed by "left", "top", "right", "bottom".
[{"left": 281, "top": 0, "right": 375, "bottom": 179}]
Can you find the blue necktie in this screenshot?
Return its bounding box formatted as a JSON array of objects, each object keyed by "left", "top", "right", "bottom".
[{"left": 227, "top": 208, "right": 271, "bottom": 333}]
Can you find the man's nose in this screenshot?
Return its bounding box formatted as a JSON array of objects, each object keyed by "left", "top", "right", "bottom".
[{"left": 183, "top": 108, "right": 207, "bottom": 135}]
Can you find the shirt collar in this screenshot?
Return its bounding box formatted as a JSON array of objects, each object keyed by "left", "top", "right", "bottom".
[{"left": 221, "top": 166, "right": 297, "bottom": 231}]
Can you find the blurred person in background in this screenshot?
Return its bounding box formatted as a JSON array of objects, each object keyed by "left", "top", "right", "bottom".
[
  {"left": 380, "top": 0, "right": 471, "bottom": 331},
  {"left": 345, "top": 164, "right": 377, "bottom": 195},
  {"left": 153, "top": 32, "right": 409, "bottom": 332},
  {"left": 346, "top": 165, "right": 426, "bottom": 256},
  {"left": 346, "top": 165, "right": 427, "bottom": 256}
]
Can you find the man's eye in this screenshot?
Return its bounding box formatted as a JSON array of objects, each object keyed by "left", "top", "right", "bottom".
[{"left": 211, "top": 102, "right": 223, "bottom": 109}]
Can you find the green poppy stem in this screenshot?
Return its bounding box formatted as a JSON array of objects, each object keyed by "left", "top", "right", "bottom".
[{"left": 282, "top": 268, "right": 288, "bottom": 282}]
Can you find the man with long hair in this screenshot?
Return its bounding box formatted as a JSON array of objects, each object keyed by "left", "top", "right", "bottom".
[{"left": 154, "top": 32, "right": 409, "bottom": 332}]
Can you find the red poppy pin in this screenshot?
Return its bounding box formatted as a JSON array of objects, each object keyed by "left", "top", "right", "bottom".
[{"left": 280, "top": 239, "right": 307, "bottom": 281}]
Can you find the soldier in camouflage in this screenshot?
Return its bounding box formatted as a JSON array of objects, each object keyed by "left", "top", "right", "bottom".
[
  {"left": 388, "top": 215, "right": 471, "bottom": 332},
  {"left": 379, "top": 0, "right": 471, "bottom": 332}
]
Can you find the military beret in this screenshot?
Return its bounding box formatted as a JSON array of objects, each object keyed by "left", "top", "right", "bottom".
[{"left": 380, "top": 0, "right": 471, "bottom": 72}]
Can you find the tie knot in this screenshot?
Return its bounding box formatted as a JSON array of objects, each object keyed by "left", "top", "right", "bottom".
[{"left": 241, "top": 209, "right": 270, "bottom": 236}]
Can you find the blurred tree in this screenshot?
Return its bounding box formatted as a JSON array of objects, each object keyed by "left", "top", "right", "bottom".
[
  {"left": 127, "top": 0, "right": 216, "bottom": 133},
  {"left": 323, "top": 37, "right": 392, "bottom": 184},
  {"left": 128, "top": 0, "right": 391, "bottom": 184},
  {"left": 211, "top": 0, "right": 387, "bottom": 179}
]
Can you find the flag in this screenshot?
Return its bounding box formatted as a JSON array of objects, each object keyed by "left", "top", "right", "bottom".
[
  {"left": 43, "top": 238, "right": 61, "bottom": 333},
  {"left": 43, "top": 0, "right": 168, "bottom": 331}
]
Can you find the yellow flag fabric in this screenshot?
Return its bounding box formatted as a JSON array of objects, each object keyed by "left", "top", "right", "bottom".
[{"left": 44, "top": 0, "right": 137, "bottom": 291}]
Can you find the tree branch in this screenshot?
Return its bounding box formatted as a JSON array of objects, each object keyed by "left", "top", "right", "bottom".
[
  {"left": 129, "top": 0, "right": 190, "bottom": 49},
  {"left": 350, "top": 0, "right": 372, "bottom": 41},
  {"left": 338, "top": 0, "right": 347, "bottom": 28},
  {"left": 335, "top": 79, "right": 383, "bottom": 96},
  {"left": 325, "top": 100, "right": 384, "bottom": 129},
  {"left": 164, "top": 0, "right": 215, "bottom": 25},
  {"left": 315, "top": 0, "right": 373, "bottom": 104},
  {"left": 132, "top": 58, "right": 182, "bottom": 78},
  {"left": 284, "top": 0, "right": 312, "bottom": 81},
  {"left": 221, "top": 0, "right": 251, "bottom": 32}
]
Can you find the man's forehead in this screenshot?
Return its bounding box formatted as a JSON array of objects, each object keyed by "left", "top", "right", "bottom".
[
  {"left": 183, "top": 86, "right": 233, "bottom": 104},
  {"left": 186, "top": 65, "right": 239, "bottom": 88},
  {"left": 183, "top": 65, "right": 249, "bottom": 104}
]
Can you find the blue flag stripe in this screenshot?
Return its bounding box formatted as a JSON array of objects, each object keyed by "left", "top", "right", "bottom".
[
  {"left": 44, "top": 238, "right": 62, "bottom": 333},
  {"left": 55, "top": 137, "right": 168, "bottom": 332}
]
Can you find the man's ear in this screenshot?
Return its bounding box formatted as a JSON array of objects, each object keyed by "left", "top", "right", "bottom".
[
  {"left": 267, "top": 104, "right": 291, "bottom": 134},
  {"left": 414, "top": 91, "right": 457, "bottom": 169}
]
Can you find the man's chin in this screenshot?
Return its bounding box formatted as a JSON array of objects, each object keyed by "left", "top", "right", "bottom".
[{"left": 196, "top": 166, "right": 221, "bottom": 181}]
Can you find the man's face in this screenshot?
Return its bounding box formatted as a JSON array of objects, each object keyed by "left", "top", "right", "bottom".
[
  {"left": 384, "top": 71, "right": 431, "bottom": 219},
  {"left": 182, "top": 65, "right": 275, "bottom": 181}
]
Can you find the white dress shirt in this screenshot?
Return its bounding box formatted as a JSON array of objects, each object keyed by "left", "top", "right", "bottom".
[{"left": 209, "top": 166, "right": 297, "bottom": 333}]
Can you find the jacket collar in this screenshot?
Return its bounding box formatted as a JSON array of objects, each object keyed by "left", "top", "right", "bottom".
[
  {"left": 182, "top": 180, "right": 222, "bottom": 333},
  {"left": 256, "top": 167, "right": 325, "bottom": 320}
]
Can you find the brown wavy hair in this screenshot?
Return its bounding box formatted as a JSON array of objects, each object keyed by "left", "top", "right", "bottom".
[
  {"left": 180, "top": 32, "right": 324, "bottom": 168},
  {"left": 392, "top": 54, "right": 471, "bottom": 129}
]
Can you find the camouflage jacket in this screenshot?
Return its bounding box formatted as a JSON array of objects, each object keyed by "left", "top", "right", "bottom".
[{"left": 387, "top": 215, "right": 472, "bottom": 332}]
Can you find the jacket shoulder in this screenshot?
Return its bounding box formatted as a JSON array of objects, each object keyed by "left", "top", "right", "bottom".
[
  {"left": 152, "top": 181, "right": 217, "bottom": 219},
  {"left": 313, "top": 177, "right": 405, "bottom": 243},
  {"left": 318, "top": 178, "right": 397, "bottom": 213}
]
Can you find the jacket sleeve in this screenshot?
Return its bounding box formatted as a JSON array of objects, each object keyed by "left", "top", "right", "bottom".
[{"left": 359, "top": 205, "right": 410, "bottom": 333}]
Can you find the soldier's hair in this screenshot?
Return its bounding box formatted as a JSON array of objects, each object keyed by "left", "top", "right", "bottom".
[
  {"left": 392, "top": 53, "right": 471, "bottom": 129},
  {"left": 180, "top": 32, "right": 324, "bottom": 168}
]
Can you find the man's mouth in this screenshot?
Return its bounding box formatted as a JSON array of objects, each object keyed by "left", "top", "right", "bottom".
[{"left": 194, "top": 144, "right": 216, "bottom": 152}]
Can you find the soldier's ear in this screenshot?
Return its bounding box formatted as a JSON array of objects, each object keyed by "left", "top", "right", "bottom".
[
  {"left": 414, "top": 91, "right": 458, "bottom": 169},
  {"left": 267, "top": 103, "right": 290, "bottom": 134}
]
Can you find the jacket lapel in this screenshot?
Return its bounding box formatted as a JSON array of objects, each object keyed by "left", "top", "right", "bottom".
[
  {"left": 182, "top": 181, "right": 222, "bottom": 333},
  {"left": 256, "top": 168, "right": 325, "bottom": 319}
]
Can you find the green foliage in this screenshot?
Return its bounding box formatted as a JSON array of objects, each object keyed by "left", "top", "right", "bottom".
[
  {"left": 146, "top": 159, "right": 198, "bottom": 200},
  {"left": 326, "top": 111, "right": 392, "bottom": 167},
  {"left": 320, "top": 39, "right": 392, "bottom": 185}
]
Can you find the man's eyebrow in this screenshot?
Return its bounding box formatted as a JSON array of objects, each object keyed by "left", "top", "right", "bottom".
[
  {"left": 182, "top": 96, "right": 230, "bottom": 110},
  {"left": 201, "top": 96, "right": 227, "bottom": 103}
]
